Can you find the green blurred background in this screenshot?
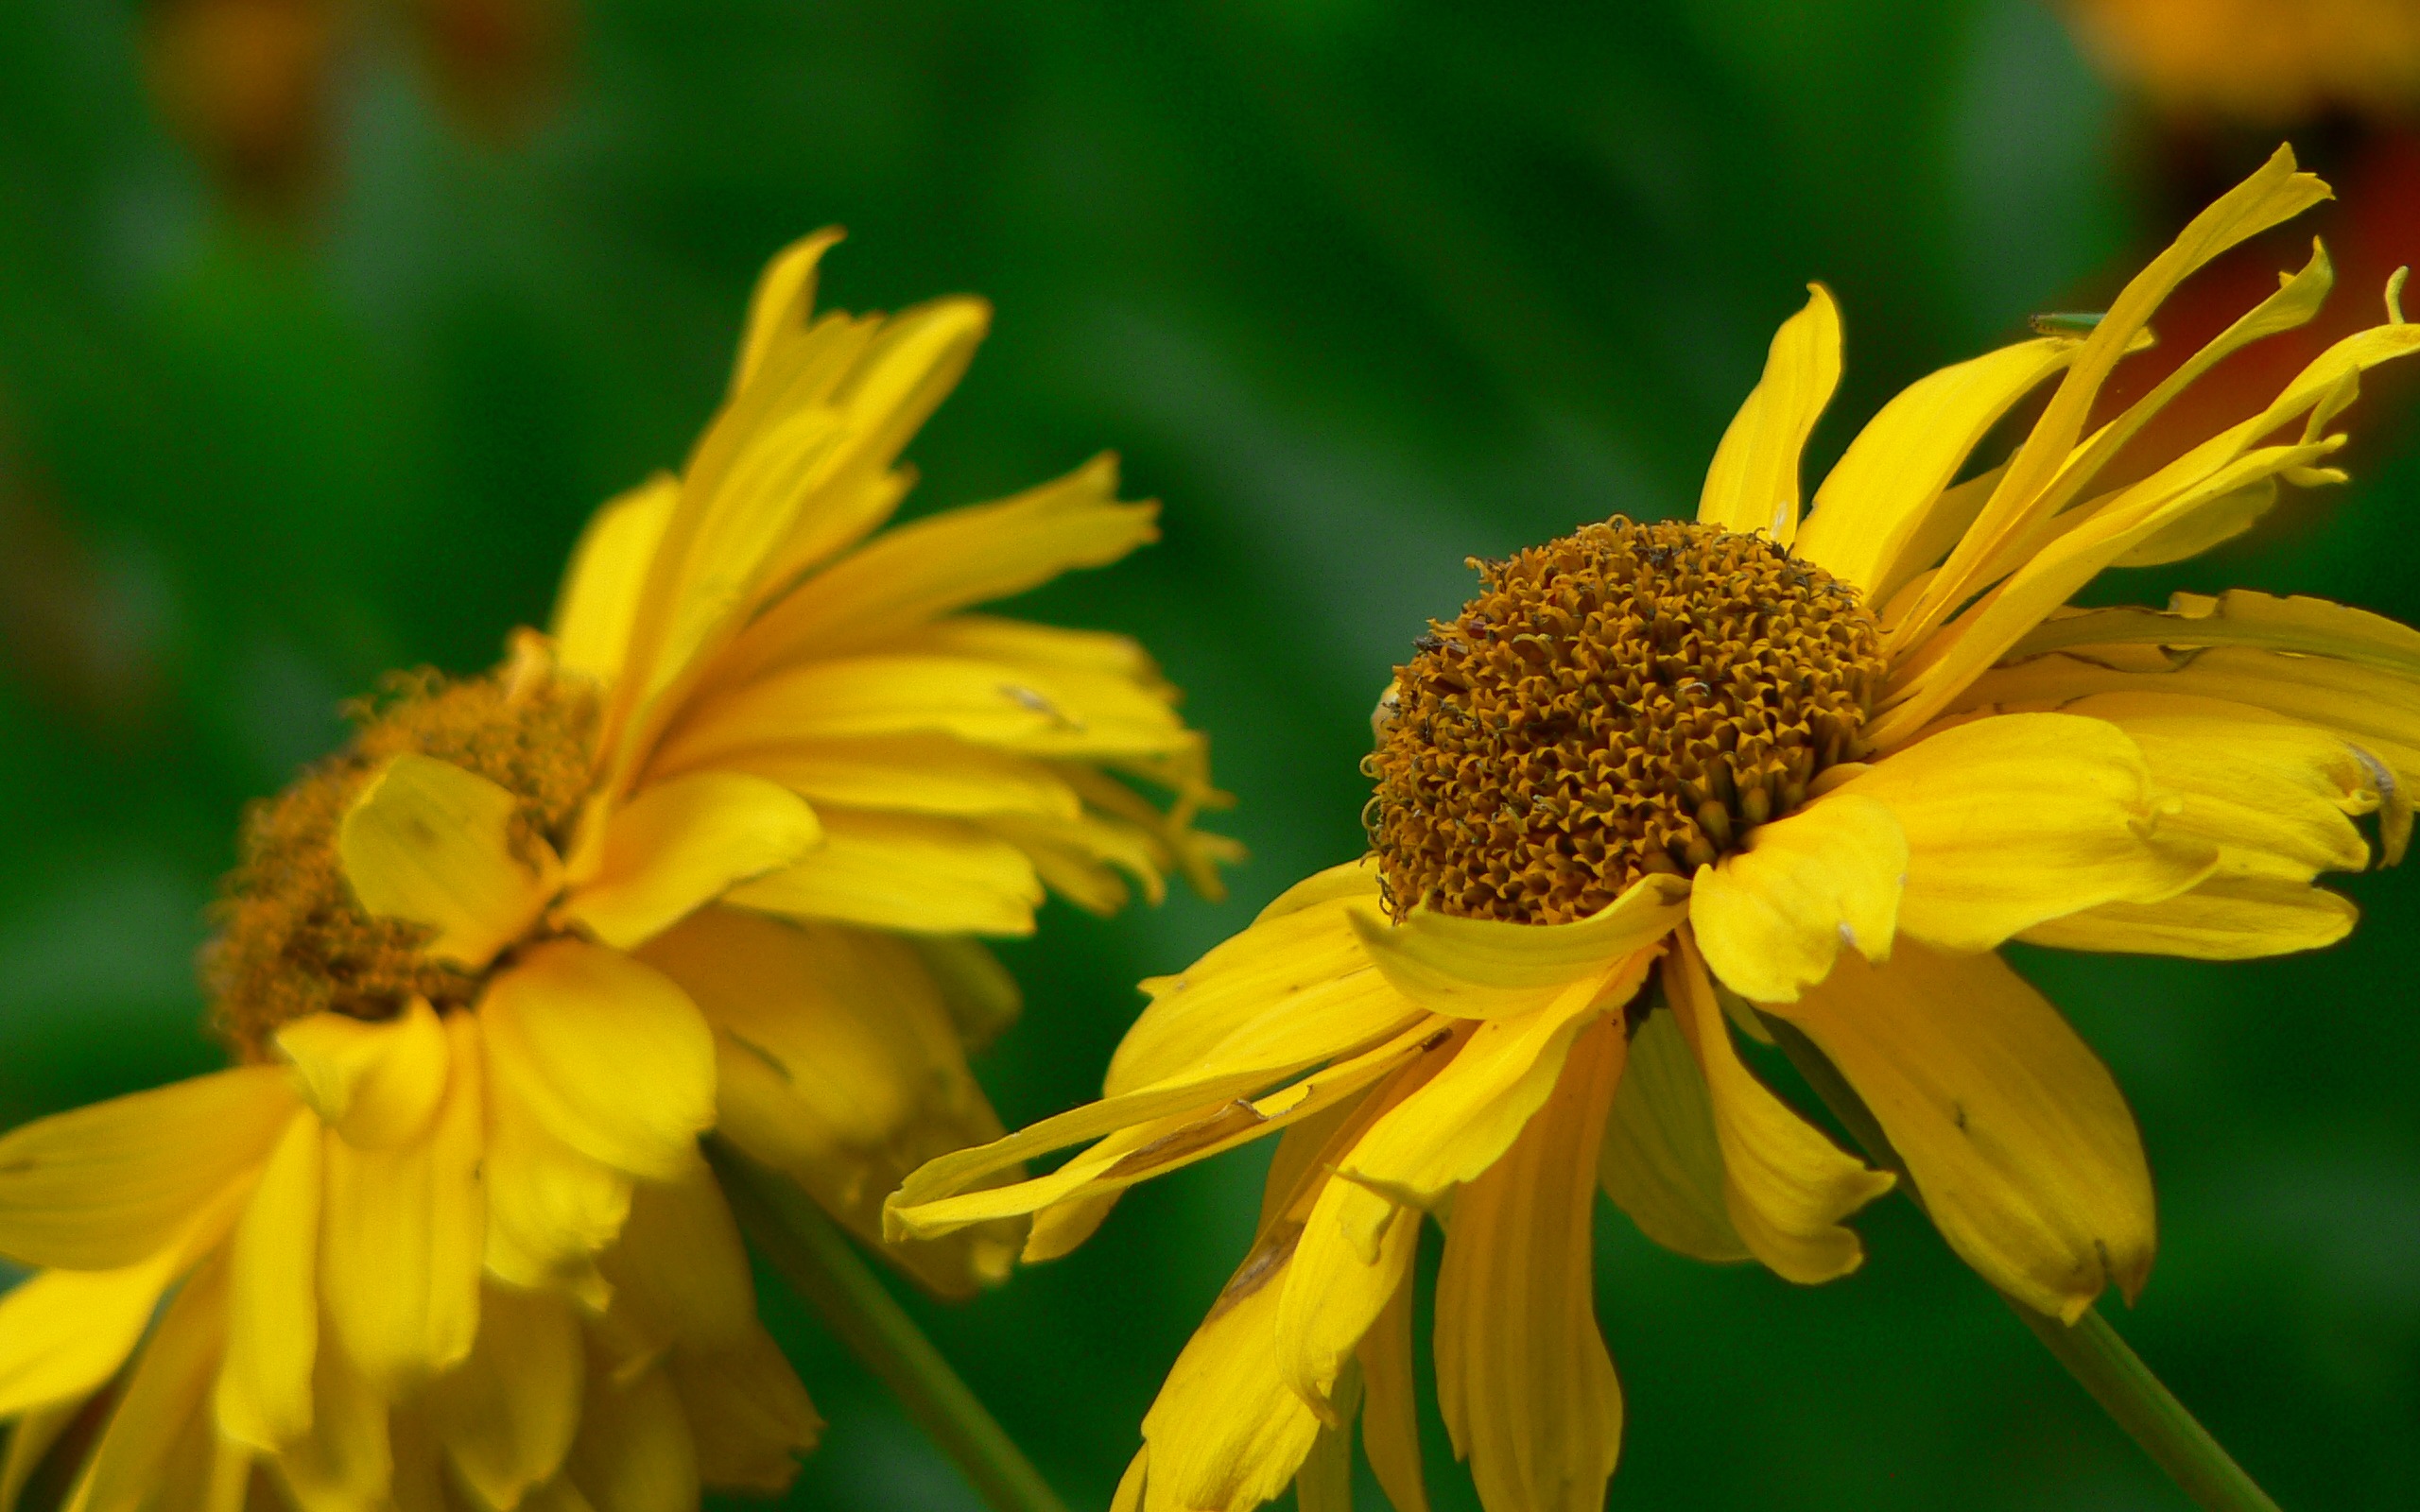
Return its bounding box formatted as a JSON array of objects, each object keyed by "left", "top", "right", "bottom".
[{"left": 2, "top": 0, "right": 2416, "bottom": 1506}]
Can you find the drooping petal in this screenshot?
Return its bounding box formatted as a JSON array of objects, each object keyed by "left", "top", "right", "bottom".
[
  {"left": 422, "top": 1286, "right": 582, "bottom": 1511},
  {"left": 1667, "top": 940, "right": 1891, "bottom": 1282},
  {"left": 1433, "top": 1016, "right": 1627, "bottom": 1512},
  {"left": 337, "top": 754, "right": 560, "bottom": 971},
  {"left": 217, "top": 1108, "right": 323, "bottom": 1449},
  {"left": 1838, "top": 713, "right": 2216, "bottom": 949},
  {"left": 480, "top": 941, "right": 716, "bottom": 1183},
  {"left": 596, "top": 1174, "right": 758, "bottom": 1357},
  {"left": 1687, "top": 792, "right": 1905, "bottom": 1003},
  {"left": 1697, "top": 284, "right": 1841, "bottom": 545},
  {"left": 561, "top": 772, "right": 822, "bottom": 949},
  {"left": 70, "top": 1255, "right": 226, "bottom": 1512},
  {"left": 278, "top": 1337, "right": 393, "bottom": 1512},
  {"left": 0, "top": 1065, "right": 293, "bottom": 1271},
  {"left": 725, "top": 809, "right": 1043, "bottom": 937},
  {"left": 320, "top": 1010, "right": 486, "bottom": 1391},
  {"left": 662, "top": 1328, "right": 821, "bottom": 1492},
  {"left": 2012, "top": 588, "right": 2420, "bottom": 680},
  {"left": 2019, "top": 876, "right": 2359, "bottom": 959},
  {"left": 1330, "top": 949, "right": 1652, "bottom": 1214},
  {"left": 1597, "top": 1000, "right": 1750, "bottom": 1264},
  {"left": 1356, "top": 1267, "right": 1428, "bottom": 1512},
  {"left": 551, "top": 473, "right": 680, "bottom": 685},
  {"left": 1796, "top": 336, "right": 2078, "bottom": 595},
  {"left": 1137, "top": 1240, "right": 1322, "bottom": 1512},
  {"left": 1346, "top": 873, "right": 1689, "bottom": 1020},
  {"left": 1769, "top": 942, "right": 2154, "bottom": 1320},
  {"left": 1110, "top": 881, "right": 1415, "bottom": 1096},
  {"left": 2060, "top": 692, "right": 2380, "bottom": 881},
  {"left": 276, "top": 1000, "right": 450, "bottom": 1151},
  {"left": 480, "top": 1066, "right": 630, "bottom": 1303},
  {"left": 642, "top": 908, "right": 1011, "bottom": 1294},
  {"left": 0, "top": 1251, "right": 183, "bottom": 1418},
  {"left": 564, "top": 1361, "right": 700, "bottom": 1512}
]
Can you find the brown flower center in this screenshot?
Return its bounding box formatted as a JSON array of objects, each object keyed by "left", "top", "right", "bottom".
[
  {"left": 205, "top": 644, "right": 597, "bottom": 1058},
  {"left": 1366, "top": 518, "right": 1885, "bottom": 925}
]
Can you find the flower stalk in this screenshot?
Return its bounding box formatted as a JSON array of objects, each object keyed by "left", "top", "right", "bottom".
[
  {"left": 707, "top": 1140, "right": 1073, "bottom": 1512},
  {"left": 1761, "top": 1016, "right": 2283, "bottom": 1512}
]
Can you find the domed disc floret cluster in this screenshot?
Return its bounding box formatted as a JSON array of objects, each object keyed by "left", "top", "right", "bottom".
[
  {"left": 1367, "top": 517, "right": 1887, "bottom": 925},
  {"left": 204, "top": 654, "right": 596, "bottom": 1058}
]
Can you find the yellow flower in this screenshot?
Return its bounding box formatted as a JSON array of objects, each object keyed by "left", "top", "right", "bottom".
[
  {"left": 890, "top": 145, "right": 2420, "bottom": 1512},
  {"left": 0, "top": 234, "right": 1232, "bottom": 1511},
  {"left": 2065, "top": 0, "right": 2420, "bottom": 123}
]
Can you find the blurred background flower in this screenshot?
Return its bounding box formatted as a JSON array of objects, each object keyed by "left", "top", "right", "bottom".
[{"left": 1, "top": 2, "right": 2416, "bottom": 1508}]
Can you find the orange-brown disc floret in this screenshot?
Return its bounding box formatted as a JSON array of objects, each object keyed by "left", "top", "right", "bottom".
[
  {"left": 1367, "top": 518, "right": 1886, "bottom": 925},
  {"left": 203, "top": 648, "right": 596, "bottom": 1058}
]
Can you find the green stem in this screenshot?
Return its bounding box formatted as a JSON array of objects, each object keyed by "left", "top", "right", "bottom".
[
  {"left": 706, "top": 1140, "right": 1073, "bottom": 1512},
  {"left": 1760, "top": 1018, "right": 2283, "bottom": 1512}
]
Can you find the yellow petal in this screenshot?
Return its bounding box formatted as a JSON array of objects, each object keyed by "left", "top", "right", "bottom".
[
  {"left": 642, "top": 908, "right": 1010, "bottom": 1294},
  {"left": 320, "top": 1009, "right": 485, "bottom": 1391},
  {"left": 480, "top": 941, "right": 716, "bottom": 1183},
  {"left": 565, "top": 1363, "right": 699, "bottom": 1512},
  {"left": 1138, "top": 1243, "right": 1322, "bottom": 1512},
  {"left": 70, "top": 1254, "right": 225, "bottom": 1512},
  {"left": 1333, "top": 950, "right": 1651, "bottom": 1213},
  {"left": 1433, "top": 1016, "right": 1626, "bottom": 1512},
  {"left": 1902, "top": 147, "right": 2327, "bottom": 645},
  {"left": 724, "top": 809, "right": 1042, "bottom": 936},
  {"left": 1667, "top": 939, "right": 1890, "bottom": 1282},
  {"left": 423, "top": 1285, "right": 582, "bottom": 1511},
  {"left": 2018, "top": 875, "right": 2359, "bottom": 959},
  {"left": 596, "top": 1173, "right": 757, "bottom": 1355},
  {"left": 1346, "top": 873, "right": 1689, "bottom": 1020},
  {"left": 1687, "top": 792, "right": 1905, "bottom": 1004},
  {"left": 1697, "top": 284, "right": 1841, "bottom": 545},
  {"left": 1356, "top": 1267, "right": 1428, "bottom": 1512},
  {"left": 1111, "top": 885, "right": 1416, "bottom": 1097},
  {"left": 1875, "top": 431, "right": 2353, "bottom": 745},
  {"left": 1840, "top": 713, "right": 2215, "bottom": 949},
  {"left": 2060, "top": 693, "right": 2378, "bottom": 881},
  {"left": 892, "top": 1021, "right": 1441, "bottom": 1243},
  {"left": 657, "top": 650, "right": 1191, "bottom": 773},
  {"left": 338, "top": 754, "right": 561, "bottom": 971},
  {"left": 2014, "top": 588, "right": 2420, "bottom": 679},
  {"left": 1597, "top": 999, "right": 1750, "bottom": 1264},
  {"left": 728, "top": 230, "right": 844, "bottom": 396},
  {"left": 278, "top": 1332, "right": 393, "bottom": 1512},
  {"left": 0, "top": 1253, "right": 181, "bottom": 1418},
  {"left": 699, "top": 734, "right": 1081, "bottom": 820},
  {"left": 1771, "top": 942, "right": 2154, "bottom": 1320},
  {"left": 1270, "top": 1057, "right": 1456, "bottom": 1419},
  {"left": 562, "top": 772, "right": 821, "bottom": 948},
  {"left": 275, "top": 1000, "right": 450, "bottom": 1150},
  {"left": 0, "top": 1064, "right": 293, "bottom": 1270},
  {"left": 712, "top": 453, "right": 1159, "bottom": 677},
  {"left": 662, "top": 1327, "right": 821, "bottom": 1492},
  {"left": 216, "top": 1108, "right": 323, "bottom": 1449},
  {"left": 480, "top": 1065, "right": 631, "bottom": 1300},
  {"left": 1797, "top": 335, "right": 2077, "bottom": 595},
  {"left": 552, "top": 473, "right": 680, "bottom": 685}
]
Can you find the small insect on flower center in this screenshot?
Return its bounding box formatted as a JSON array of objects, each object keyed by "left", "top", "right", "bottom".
[
  {"left": 1366, "top": 517, "right": 1887, "bottom": 925},
  {"left": 205, "top": 646, "right": 597, "bottom": 1059}
]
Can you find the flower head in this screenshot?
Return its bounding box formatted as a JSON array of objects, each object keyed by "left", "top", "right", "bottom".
[
  {"left": 0, "top": 235, "right": 1232, "bottom": 1510},
  {"left": 890, "top": 145, "right": 2420, "bottom": 1512}
]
